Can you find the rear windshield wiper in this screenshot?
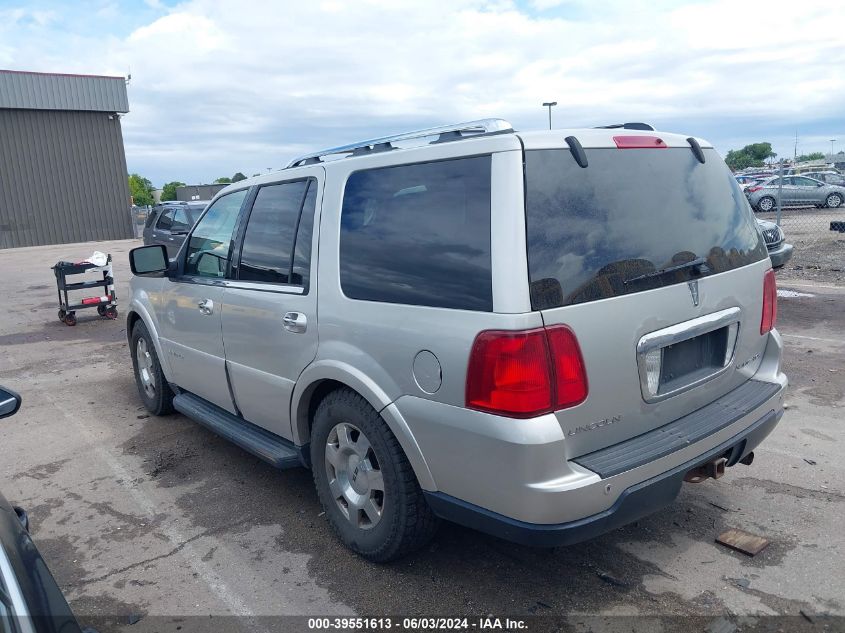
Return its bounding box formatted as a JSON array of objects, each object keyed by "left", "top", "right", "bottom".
[{"left": 623, "top": 257, "right": 708, "bottom": 285}]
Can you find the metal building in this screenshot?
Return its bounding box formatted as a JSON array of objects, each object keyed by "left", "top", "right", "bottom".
[
  {"left": 176, "top": 183, "right": 227, "bottom": 202},
  {"left": 0, "top": 69, "right": 134, "bottom": 249}
]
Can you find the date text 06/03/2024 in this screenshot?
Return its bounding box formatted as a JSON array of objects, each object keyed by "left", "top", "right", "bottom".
[{"left": 306, "top": 617, "right": 528, "bottom": 630}]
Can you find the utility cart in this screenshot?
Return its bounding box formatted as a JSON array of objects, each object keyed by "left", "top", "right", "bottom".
[{"left": 52, "top": 254, "right": 118, "bottom": 326}]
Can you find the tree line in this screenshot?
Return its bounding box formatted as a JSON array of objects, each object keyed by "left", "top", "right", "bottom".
[
  {"left": 724, "top": 142, "right": 828, "bottom": 172},
  {"left": 127, "top": 172, "right": 249, "bottom": 206}
]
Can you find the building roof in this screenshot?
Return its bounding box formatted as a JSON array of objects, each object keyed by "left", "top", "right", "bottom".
[{"left": 0, "top": 69, "right": 129, "bottom": 113}]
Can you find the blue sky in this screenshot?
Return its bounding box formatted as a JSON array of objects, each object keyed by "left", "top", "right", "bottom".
[{"left": 1, "top": 0, "right": 843, "bottom": 185}]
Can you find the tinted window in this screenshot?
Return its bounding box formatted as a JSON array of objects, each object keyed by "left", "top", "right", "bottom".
[
  {"left": 171, "top": 208, "right": 191, "bottom": 232},
  {"left": 292, "top": 182, "right": 317, "bottom": 288},
  {"left": 156, "top": 208, "right": 175, "bottom": 230},
  {"left": 525, "top": 148, "right": 767, "bottom": 309},
  {"left": 185, "top": 189, "right": 248, "bottom": 278},
  {"left": 793, "top": 177, "right": 818, "bottom": 186},
  {"left": 339, "top": 156, "right": 492, "bottom": 311},
  {"left": 238, "top": 180, "right": 313, "bottom": 285}
]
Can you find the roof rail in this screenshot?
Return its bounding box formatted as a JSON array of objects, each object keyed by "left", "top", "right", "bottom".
[
  {"left": 594, "top": 122, "right": 655, "bottom": 131},
  {"left": 285, "top": 118, "right": 513, "bottom": 168}
]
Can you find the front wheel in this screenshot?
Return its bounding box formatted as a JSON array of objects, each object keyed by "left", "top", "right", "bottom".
[
  {"left": 130, "top": 320, "right": 174, "bottom": 415},
  {"left": 826, "top": 193, "right": 843, "bottom": 208},
  {"left": 311, "top": 388, "right": 439, "bottom": 562}
]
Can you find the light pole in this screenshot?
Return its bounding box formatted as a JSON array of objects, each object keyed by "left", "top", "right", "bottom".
[
  {"left": 831, "top": 139, "right": 837, "bottom": 159},
  {"left": 542, "top": 102, "right": 557, "bottom": 130}
]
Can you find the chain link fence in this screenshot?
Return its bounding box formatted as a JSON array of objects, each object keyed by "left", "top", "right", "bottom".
[
  {"left": 747, "top": 169, "right": 845, "bottom": 286},
  {"left": 130, "top": 205, "right": 151, "bottom": 239}
]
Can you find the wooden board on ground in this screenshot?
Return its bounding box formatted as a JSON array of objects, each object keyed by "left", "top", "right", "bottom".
[{"left": 716, "top": 528, "right": 770, "bottom": 556}]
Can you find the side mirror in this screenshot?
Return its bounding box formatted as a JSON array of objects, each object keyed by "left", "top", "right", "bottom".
[
  {"left": 130, "top": 245, "right": 169, "bottom": 276},
  {"left": 0, "top": 386, "right": 21, "bottom": 419}
]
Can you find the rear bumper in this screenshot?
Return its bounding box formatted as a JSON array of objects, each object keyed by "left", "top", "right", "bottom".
[
  {"left": 767, "top": 241, "right": 794, "bottom": 268},
  {"left": 425, "top": 407, "right": 781, "bottom": 547}
]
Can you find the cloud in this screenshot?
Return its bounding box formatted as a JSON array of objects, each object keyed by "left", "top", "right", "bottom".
[{"left": 1, "top": 0, "right": 843, "bottom": 184}]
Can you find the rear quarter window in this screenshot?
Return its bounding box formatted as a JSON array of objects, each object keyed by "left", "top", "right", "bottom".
[{"left": 339, "top": 155, "right": 493, "bottom": 311}]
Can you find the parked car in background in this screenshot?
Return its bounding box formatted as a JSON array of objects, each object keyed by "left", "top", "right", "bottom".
[
  {"left": 756, "top": 219, "right": 793, "bottom": 268},
  {"left": 803, "top": 170, "right": 845, "bottom": 186},
  {"left": 0, "top": 386, "right": 83, "bottom": 633},
  {"left": 745, "top": 175, "right": 845, "bottom": 211},
  {"left": 143, "top": 201, "right": 207, "bottom": 257},
  {"left": 127, "top": 120, "right": 786, "bottom": 562}
]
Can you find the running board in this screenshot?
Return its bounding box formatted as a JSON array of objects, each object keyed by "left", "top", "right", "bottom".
[{"left": 172, "top": 392, "right": 303, "bottom": 469}]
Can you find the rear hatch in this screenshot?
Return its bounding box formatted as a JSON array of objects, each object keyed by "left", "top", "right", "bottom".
[{"left": 521, "top": 134, "right": 772, "bottom": 459}]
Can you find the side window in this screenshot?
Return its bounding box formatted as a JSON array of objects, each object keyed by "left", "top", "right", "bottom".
[
  {"left": 185, "top": 189, "right": 248, "bottom": 278},
  {"left": 339, "top": 156, "right": 492, "bottom": 311},
  {"left": 238, "top": 179, "right": 316, "bottom": 287},
  {"left": 156, "top": 208, "right": 175, "bottom": 230},
  {"left": 171, "top": 208, "right": 190, "bottom": 233},
  {"left": 145, "top": 207, "right": 160, "bottom": 228}
]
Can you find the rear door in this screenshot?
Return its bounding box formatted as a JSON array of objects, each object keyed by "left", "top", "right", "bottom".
[
  {"left": 220, "top": 172, "right": 321, "bottom": 439},
  {"left": 791, "top": 176, "right": 823, "bottom": 205},
  {"left": 522, "top": 142, "right": 771, "bottom": 458},
  {"left": 157, "top": 189, "right": 249, "bottom": 413}
]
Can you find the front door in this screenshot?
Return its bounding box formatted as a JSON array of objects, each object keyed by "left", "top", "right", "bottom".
[
  {"left": 221, "top": 173, "right": 321, "bottom": 439},
  {"left": 157, "top": 188, "right": 250, "bottom": 413}
]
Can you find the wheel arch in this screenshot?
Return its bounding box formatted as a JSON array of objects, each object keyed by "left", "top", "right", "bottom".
[
  {"left": 126, "top": 302, "right": 173, "bottom": 381},
  {"left": 291, "top": 362, "right": 436, "bottom": 490}
]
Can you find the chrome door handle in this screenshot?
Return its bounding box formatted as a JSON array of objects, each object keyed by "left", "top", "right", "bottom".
[
  {"left": 282, "top": 311, "right": 307, "bottom": 333},
  {"left": 197, "top": 299, "right": 214, "bottom": 315}
]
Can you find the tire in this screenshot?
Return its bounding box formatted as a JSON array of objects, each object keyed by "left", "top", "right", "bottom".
[
  {"left": 756, "top": 196, "right": 775, "bottom": 212},
  {"left": 105, "top": 306, "right": 118, "bottom": 320},
  {"left": 97, "top": 305, "right": 107, "bottom": 316},
  {"left": 64, "top": 312, "right": 76, "bottom": 326},
  {"left": 826, "top": 193, "right": 843, "bottom": 209},
  {"left": 310, "top": 388, "right": 439, "bottom": 562},
  {"left": 58, "top": 309, "right": 66, "bottom": 322},
  {"left": 130, "top": 320, "right": 174, "bottom": 416}
]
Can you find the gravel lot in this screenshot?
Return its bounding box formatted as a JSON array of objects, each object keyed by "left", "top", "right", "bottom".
[
  {"left": 757, "top": 205, "right": 845, "bottom": 285},
  {"left": 0, "top": 239, "right": 843, "bottom": 633}
]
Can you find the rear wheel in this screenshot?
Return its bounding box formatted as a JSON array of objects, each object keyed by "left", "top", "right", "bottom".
[
  {"left": 826, "top": 193, "right": 843, "bottom": 208},
  {"left": 131, "top": 320, "right": 174, "bottom": 415},
  {"left": 757, "top": 196, "right": 775, "bottom": 212},
  {"left": 311, "top": 388, "right": 439, "bottom": 562}
]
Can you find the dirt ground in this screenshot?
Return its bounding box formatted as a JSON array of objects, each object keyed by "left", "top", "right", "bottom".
[
  {"left": 0, "top": 239, "right": 843, "bottom": 633},
  {"left": 757, "top": 205, "right": 845, "bottom": 285}
]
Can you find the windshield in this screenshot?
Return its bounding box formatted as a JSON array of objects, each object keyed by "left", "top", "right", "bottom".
[{"left": 525, "top": 147, "right": 767, "bottom": 309}]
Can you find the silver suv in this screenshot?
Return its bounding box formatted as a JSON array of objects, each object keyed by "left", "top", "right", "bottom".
[{"left": 127, "top": 120, "right": 787, "bottom": 561}]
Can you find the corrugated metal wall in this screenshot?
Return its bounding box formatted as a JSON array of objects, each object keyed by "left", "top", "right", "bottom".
[
  {"left": 176, "top": 184, "right": 227, "bottom": 201},
  {"left": 0, "top": 109, "right": 134, "bottom": 248},
  {"left": 0, "top": 70, "right": 129, "bottom": 113}
]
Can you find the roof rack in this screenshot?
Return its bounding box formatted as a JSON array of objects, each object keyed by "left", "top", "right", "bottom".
[
  {"left": 285, "top": 118, "right": 514, "bottom": 168},
  {"left": 594, "top": 122, "right": 655, "bottom": 131}
]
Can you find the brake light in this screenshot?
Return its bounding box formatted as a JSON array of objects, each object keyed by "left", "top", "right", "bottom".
[
  {"left": 613, "top": 135, "right": 668, "bottom": 149},
  {"left": 761, "top": 269, "right": 777, "bottom": 334},
  {"left": 747, "top": 186, "right": 763, "bottom": 193},
  {"left": 466, "top": 326, "right": 588, "bottom": 418}
]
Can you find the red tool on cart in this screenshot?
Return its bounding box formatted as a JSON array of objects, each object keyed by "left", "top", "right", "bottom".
[{"left": 51, "top": 253, "right": 118, "bottom": 326}]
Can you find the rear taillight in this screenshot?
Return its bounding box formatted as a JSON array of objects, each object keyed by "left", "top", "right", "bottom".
[
  {"left": 465, "top": 326, "right": 588, "bottom": 418},
  {"left": 613, "top": 135, "right": 668, "bottom": 149},
  {"left": 761, "top": 269, "right": 777, "bottom": 334},
  {"left": 747, "top": 186, "right": 763, "bottom": 193}
]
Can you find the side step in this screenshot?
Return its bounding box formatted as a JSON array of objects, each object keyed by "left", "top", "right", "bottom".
[{"left": 173, "top": 392, "right": 303, "bottom": 469}]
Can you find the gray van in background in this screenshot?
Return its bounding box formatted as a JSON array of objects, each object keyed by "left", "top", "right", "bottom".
[
  {"left": 142, "top": 201, "right": 207, "bottom": 258},
  {"left": 126, "top": 120, "right": 786, "bottom": 561}
]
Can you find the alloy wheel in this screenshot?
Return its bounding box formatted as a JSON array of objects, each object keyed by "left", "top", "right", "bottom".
[
  {"left": 324, "top": 422, "right": 384, "bottom": 530},
  {"left": 136, "top": 338, "right": 156, "bottom": 399}
]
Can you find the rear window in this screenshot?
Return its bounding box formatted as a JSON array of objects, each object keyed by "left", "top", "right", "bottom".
[
  {"left": 339, "top": 156, "right": 492, "bottom": 311},
  {"left": 525, "top": 148, "right": 767, "bottom": 309}
]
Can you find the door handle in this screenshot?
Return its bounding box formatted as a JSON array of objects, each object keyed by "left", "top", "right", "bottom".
[
  {"left": 197, "top": 299, "right": 214, "bottom": 315},
  {"left": 282, "top": 311, "right": 307, "bottom": 333}
]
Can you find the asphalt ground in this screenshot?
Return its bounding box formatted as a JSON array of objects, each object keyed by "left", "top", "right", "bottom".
[{"left": 0, "top": 239, "right": 842, "bottom": 633}]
